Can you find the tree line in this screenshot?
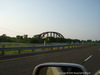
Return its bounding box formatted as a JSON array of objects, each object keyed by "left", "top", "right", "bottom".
[{"left": 0, "top": 34, "right": 100, "bottom": 43}]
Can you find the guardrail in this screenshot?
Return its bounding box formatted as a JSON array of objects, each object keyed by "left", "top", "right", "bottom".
[{"left": 0, "top": 44, "right": 91, "bottom": 56}]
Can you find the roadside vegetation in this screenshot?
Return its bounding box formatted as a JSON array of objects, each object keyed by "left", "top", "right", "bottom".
[
  {"left": 0, "top": 34, "right": 100, "bottom": 44},
  {"left": 0, "top": 34, "right": 100, "bottom": 55}
]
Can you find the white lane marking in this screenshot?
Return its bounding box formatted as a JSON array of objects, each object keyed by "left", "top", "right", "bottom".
[{"left": 84, "top": 55, "right": 92, "bottom": 61}]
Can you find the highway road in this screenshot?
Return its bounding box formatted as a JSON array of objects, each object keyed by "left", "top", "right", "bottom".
[{"left": 0, "top": 45, "right": 100, "bottom": 75}]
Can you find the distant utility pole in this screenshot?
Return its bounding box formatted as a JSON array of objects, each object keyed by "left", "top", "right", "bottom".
[{"left": 44, "top": 40, "right": 46, "bottom": 46}]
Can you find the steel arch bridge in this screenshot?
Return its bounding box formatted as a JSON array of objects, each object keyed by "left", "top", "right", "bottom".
[{"left": 38, "top": 31, "right": 64, "bottom": 39}]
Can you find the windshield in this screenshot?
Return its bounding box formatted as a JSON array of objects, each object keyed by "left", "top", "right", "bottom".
[{"left": 0, "top": 0, "right": 100, "bottom": 75}]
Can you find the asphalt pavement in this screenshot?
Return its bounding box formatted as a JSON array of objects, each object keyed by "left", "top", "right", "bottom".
[{"left": 0, "top": 45, "right": 100, "bottom": 75}]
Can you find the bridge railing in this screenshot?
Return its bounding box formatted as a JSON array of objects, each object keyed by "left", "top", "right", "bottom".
[{"left": 0, "top": 44, "right": 91, "bottom": 56}]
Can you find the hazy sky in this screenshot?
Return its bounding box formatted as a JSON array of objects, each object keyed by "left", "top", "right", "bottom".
[{"left": 0, "top": 0, "right": 100, "bottom": 40}]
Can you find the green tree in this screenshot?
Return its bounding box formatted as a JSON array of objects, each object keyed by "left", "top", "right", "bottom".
[{"left": 0, "top": 34, "right": 12, "bottom": 42}]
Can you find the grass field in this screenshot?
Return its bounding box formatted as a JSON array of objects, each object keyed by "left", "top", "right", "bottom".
[
  {"left": 0, "top": 42, "right": 85, "bottom": 55},
  {"left": 0, "top": 42, "right": 40, "bottom": 55},
  {"left": 0, "top": 42, "right": 60, "bottom": 55}
]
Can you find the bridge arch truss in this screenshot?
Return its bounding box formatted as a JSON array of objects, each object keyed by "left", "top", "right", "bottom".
[{"left": 39, "top": 31, "right": 64, "bottom": 39}]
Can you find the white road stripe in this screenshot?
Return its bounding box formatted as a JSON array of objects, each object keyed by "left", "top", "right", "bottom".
[{"left": 84, "top": 55, "right": 92, "bottom": 61}]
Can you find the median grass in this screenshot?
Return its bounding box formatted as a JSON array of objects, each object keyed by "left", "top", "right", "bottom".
[
  {"left": 0, "top": 42, "right": 86, "bottom": 55},
  {"left": 0, "top": 42, "right": 54, "bottom": 55}
]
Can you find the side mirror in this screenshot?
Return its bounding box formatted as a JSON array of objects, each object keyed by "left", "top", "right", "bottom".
[
  {"left": 33, "top": 62, "right": 88, "bottom": 75},
  {"left": 94, "top": 70, "right": 100, "bottom": 75}
]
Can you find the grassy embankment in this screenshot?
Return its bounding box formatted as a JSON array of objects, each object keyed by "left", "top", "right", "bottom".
[
  {"left": 0, "top": 42, "right": 84, "bottom": 55},
  {"left": 0, "top": 42, "right": 45, "bottom": 55}
]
